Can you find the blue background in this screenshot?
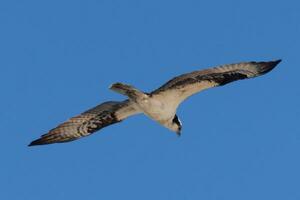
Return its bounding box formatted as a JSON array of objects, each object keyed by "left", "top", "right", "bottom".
[{"left": 1, "top": 0, "right": 300, "bottom": 199}]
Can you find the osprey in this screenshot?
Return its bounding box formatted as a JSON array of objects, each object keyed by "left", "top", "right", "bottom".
[{"left": 29, "top": 60, "right": 281, "bottom": 146}]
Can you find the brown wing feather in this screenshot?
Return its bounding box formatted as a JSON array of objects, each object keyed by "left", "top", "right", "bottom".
[
  {"left": 28, "top": 100, "right": 139, "bottom": 146},
  {"left": 151, "top": 60, "right": 281, "bottom": 104}
]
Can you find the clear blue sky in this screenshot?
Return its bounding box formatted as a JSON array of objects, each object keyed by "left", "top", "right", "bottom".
[{"left": 1, "top": 0, "right": 300, "bottom": 199}]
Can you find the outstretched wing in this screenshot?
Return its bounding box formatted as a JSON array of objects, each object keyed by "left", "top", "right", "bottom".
[
  {"left": 29, "top": 100, "right": 140, "bottom": 146},
  {"left": 151, "top": 60, "right": 281, "bottom": 105}
]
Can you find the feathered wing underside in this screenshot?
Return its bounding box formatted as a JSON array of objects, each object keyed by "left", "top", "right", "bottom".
[
  {"left": 29, "top": 100, "right": 140, "bottom": 146},
  {"left": 29, "top": 59, "right": 280, "bottom": 146},
  {"left": 151, "top": 60, "right": 281, "bottom": 105}
]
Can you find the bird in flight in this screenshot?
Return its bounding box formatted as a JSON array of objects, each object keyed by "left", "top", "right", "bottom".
[{"left": 29, "top": 59, "right": 281, "bottom": 146}]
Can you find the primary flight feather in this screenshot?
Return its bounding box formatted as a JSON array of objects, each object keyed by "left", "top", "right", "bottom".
[{"left": 29, "top": 59, "right": 281, "bottom": 146}]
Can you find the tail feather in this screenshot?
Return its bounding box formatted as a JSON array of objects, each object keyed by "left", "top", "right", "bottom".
[{"left": 110, "top": 82, "right": 145, "bottom": 100}]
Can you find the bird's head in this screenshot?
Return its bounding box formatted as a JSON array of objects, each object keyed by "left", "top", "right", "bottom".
[{"left": 167, "top": 115, "right": 182, "bottom": 136}]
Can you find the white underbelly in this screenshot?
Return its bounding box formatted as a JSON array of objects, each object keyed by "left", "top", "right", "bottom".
[{"left": 137, "top": 98, "right": 176, "bottom": 122}]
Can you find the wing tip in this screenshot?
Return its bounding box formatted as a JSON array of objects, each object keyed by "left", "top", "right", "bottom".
[
  {"left": 28, "top": 136, "right": 53, "bottom": 147},
  {"left": 28, "top": 133, "right": 59, "bottom": 146},
  {"left": 274, "top": 59, "right": 282, "bottom": 63},
  {"left": 257, "top": 59, "right": 281, "bottom": 75},
  {"left": 28, "top": 138, "right": 49, "bottom": 147},
  {"left": 270, "top": 59, "right": 282, "bottom": 67}
]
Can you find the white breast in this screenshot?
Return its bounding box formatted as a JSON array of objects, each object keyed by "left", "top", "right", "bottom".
[{"left": 136, "top": 96, "right": 177, "bottom": 123}]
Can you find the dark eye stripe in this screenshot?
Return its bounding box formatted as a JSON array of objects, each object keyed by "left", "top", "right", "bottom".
[{"left": 173, "top": 115, "right": 182, "bottom": 129}]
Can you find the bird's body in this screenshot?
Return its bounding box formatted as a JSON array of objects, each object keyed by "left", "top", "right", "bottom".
[
  {"left": 110, "top": 83, "right": 179, "bottom": 132},
  {"left": 29, "top": 59, "right": 281, "bottom": 146}
]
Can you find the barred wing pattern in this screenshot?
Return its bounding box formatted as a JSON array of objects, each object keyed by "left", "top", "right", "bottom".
[
  {"left": 29, "top": 100, "right": 140, "bottom": 146},
  {"left": 29, "top": 60, "right": 280, "bottom": 146},
  {"left": 151, "top": 60, "right": 281, "bottom": 104}
]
